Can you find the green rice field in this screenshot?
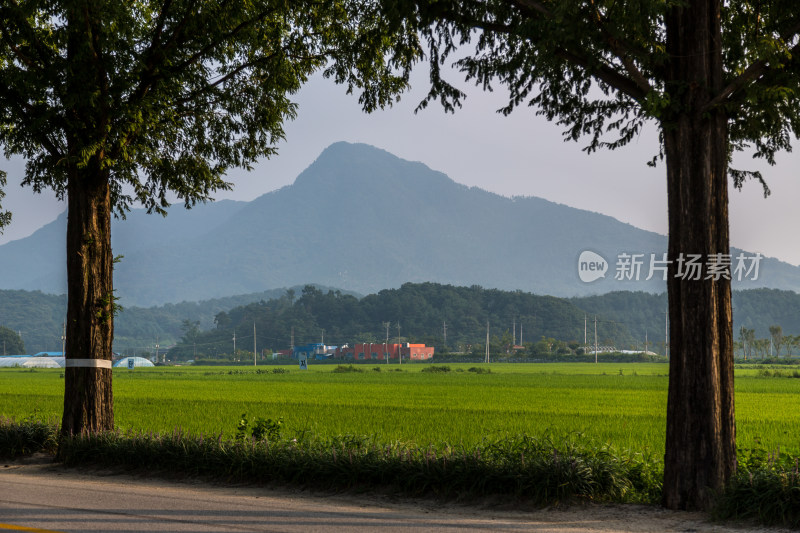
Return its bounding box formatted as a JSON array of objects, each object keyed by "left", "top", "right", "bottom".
[{"left": 2, "top": 362, "right": 799, "bottom": 456}]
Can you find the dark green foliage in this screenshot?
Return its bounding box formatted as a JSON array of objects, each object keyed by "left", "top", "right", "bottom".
[
  {"left": 575, "top": 289, "right": 800, "bottom": 355},
  {"left": 533, "top": 353, "right": 668, "bottom": 364},
  {"left": 421, "top": 365, "right": 451, "bottom": 373},
  {"left": 0, "top": 325, "right": 24, "bottom": 355},
  {"left": 7, "top": 285, "right": 800, "bottom": 356},
  {"left": 171, "top": 283, "right": 800, "bottom": 359},
  {"left": 169, "top": 283, "right": 637, "bottom": 359},
  {"left": 0, "top": 416, "right": 58, "bottom": 459},
  {"left": 738, "top": 359, "right": 800, "bottom": 367},
  {"left": 754, "top": 368, "right": 800, "bottom": 378},
  {"left": 715, "top": 449, "right": 800, "bottom": 528},
  {"left": 0, "top": 291, "right": 66, "bottom": 354},
  {"left": 387, "top": 1, "right": 800, "bottom": 180},
  {"left": 235, "top": 414, "right": 284, "bottom": 443},
  {"left": 54, "top": 428, "right": 660, "bottom": 505},
  {"left": 332, "top": 365, "right": 364, "bottom": 373},
  {"left": 732, "top": 289, "right": 800, "bottom": 339},
  {"left": 0, "top": 170, "right": 9, "bottom": 233},
  {"left": 0, "top": 285, "right": 338, "bottom": 354}
]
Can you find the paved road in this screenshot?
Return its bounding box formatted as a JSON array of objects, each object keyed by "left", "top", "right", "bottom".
[
  {"left": 0, "top": 460, "right": 550, "bottom": 533},
  {"left": 0, "top": 458, "right": 788, "bottom": 533}
]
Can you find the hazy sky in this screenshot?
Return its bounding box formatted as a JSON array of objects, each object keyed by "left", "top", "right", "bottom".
[{"left": 2, "top": 69, "right": 799, "bottom": 266}]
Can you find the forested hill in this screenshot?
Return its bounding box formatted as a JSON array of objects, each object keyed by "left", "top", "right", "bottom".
[
  {"left": 167, "top": 284, "right": 800, "bottom": 360},
  {"left": 572, "top": 288, "right": 800, "bottom": 344},
  {"left": 167, "top": 283, "right": 635, "bottom": 359},
  {"left": 3, "top": 284, "right": 800, "bottom": 355},
  {"left": 0, "top": 285, "right": 355, "bottom": 355}
]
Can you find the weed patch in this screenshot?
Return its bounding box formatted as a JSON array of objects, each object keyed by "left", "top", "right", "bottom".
[
  {"left": 332, "top": 365, "right": 364, "bottom": 373},
  {"left": 715, "top": 447, "right": 800, "bottom": 528},
  {"left": 421, "top": 365, "right": 451, "bottom": 373}
]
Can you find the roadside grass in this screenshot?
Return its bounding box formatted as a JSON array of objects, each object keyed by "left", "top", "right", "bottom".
[
  {"left": 0, "top": 415, "right": 58, "bottom": 459},
  {"left": 714, "top": 447, "right": 800, "bottom": 528},
  {"left": 3, "top": 415, "right": 800, "bottom": 528},
  {"left": 0, "top": 415, "right": 661, "bottom": 505}
]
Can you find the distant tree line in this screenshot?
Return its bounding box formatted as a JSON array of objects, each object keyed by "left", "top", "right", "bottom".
[
  {"left": 167, "top": 283, "right": 638, "bottom": 361},
  {"left": 737, "top": 324, "right": 800, "bottom": 359},
  {"left": 4, "top": 284, "right": 800, "bottom": 357}
]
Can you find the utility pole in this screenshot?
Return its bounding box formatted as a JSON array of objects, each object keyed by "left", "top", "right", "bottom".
[
  {"left": 383, "top": 321, "right": 390, "bottom": 364},
  {"left": 154, "top": 336, "right": 159, "bottom": 363},
  {"left": 290, "top": 327, "right": 294, "bottom": 350},
  {"left": 594, "top": 316, "right": 598, "bottom": 364},
  {"left": 584, "top": 315, "right": 587, "bottom": 348},
  {"left": 398, "top": 322, "right": 402, "bottom": 363},
  {"left": 62, "top": 322, "right": 66, "bottom": 357},
  {"left": 232, "top": 330, "right": 236, "bottom": 357},
  {"left": 253, "top": 322, "right": 257, "bottom": 366},
  {"left": 512, "top": 318, "right": 516, "bottom": 347},
  {"left": 645, "top": 328, "right": 649, "bottom": 353},
  {"left": 485, "top": 320, "right": 490, "bottom": 364},
  {"left": 520, "top": 320, "right": 523, "bottom": 345}
]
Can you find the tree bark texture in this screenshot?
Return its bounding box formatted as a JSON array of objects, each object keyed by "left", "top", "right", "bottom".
[
  {"left": 61, "top": 162, "right": 115, "bottom": 436},
  {"left": 662, "top": 0, "right": 736, "bottom": 510}
]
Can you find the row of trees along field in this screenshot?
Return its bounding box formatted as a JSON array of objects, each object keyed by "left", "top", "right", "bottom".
[
  {"left": 738, "top": 325, "right": 800, "bottom": 358},
  {"left": 3, "top": 0, "right": 800, "bottom": 511},
  {"left": 166, "top": 283, "right": 636, "bottom": 360}
]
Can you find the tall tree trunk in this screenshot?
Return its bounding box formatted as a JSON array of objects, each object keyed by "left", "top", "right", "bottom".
[
  {"left": 59, "top": 3, "right": 115, "bottom": 438},
  {"left": 61, "top": 160, "right": 114, "bottom": 436},
  {"left": 662, "top": 0, "right": 736, "bottom": 510}
]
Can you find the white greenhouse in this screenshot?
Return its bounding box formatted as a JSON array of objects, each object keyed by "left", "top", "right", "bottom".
[
  {"left": 23, "top": 357, "right": 63, "bottom": 368},
  {"left": 0, "top": 356, "right": 65, "bottom": 368},
  {"left": 113, "top": 357, "right": 155, "bottom": 368}
]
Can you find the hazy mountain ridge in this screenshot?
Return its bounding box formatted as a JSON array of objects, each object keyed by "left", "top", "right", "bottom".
[{"left": 1, "top": 141, "right": 798, "bottom": 306}]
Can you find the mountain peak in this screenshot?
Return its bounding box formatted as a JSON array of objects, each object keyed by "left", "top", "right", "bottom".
[
  {"left": 292, "top": 142, "right": 452, "bottom": 193},
  {"left": 316, "top": 141, "right": 399, "bottom": 161},
  {"left": 3, "top": 142, "right": 800, "bottom": 306}
]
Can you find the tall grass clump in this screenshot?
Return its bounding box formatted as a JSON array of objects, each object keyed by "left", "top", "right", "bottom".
[
  {"left": 714, "top": 447, "right": 800, "bottom": 528},
  {"left": 55, "top": 428, "right": 661, "bottom": 505},
  {"left": 0, "top": 416, "right": 59, "bottom": 458}
]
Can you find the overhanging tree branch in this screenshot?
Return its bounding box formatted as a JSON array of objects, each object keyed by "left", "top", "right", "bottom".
[
  {"left": 472, "top": 2, "right": 651, "bottom": 103},
  {"left": 703, "top": 19, "right": 800, "bottom": 113}
]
